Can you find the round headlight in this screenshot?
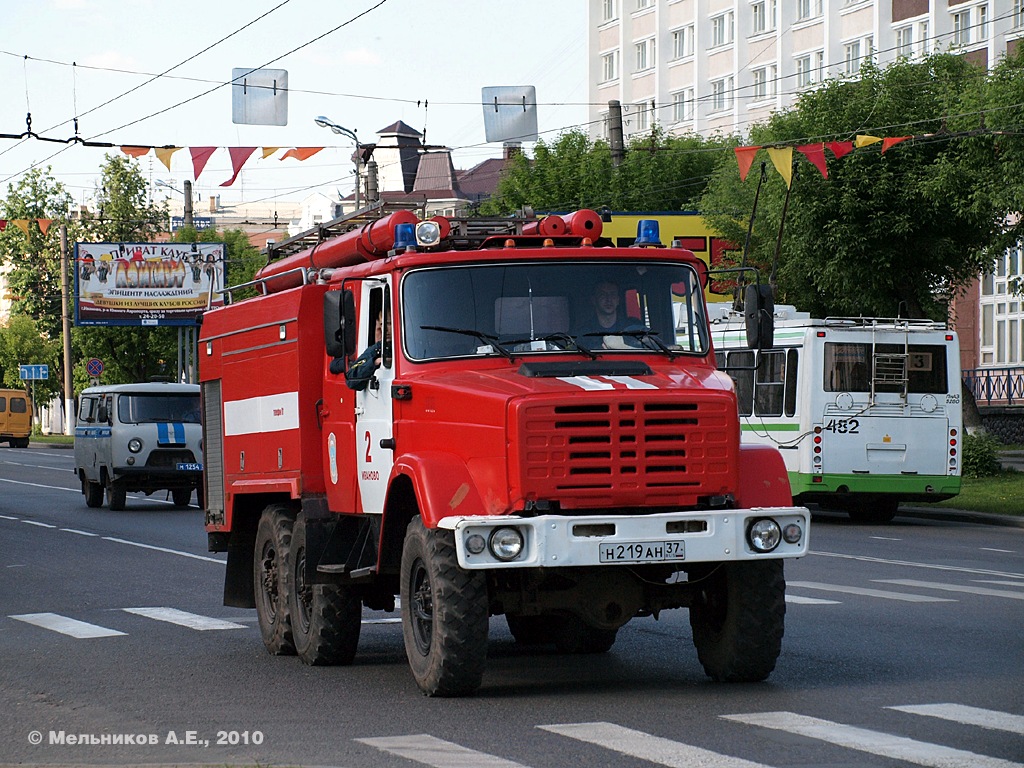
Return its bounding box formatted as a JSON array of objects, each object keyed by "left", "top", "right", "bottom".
[
  {"left": 748, "top": 518, "right": 781, "bottom": 552},
  {"left": 782, "top": 523, "right": 803, "bottom": 544},
  {"left": 488, "top": 527, "right": 524, "bottom": 561},
  {"left": 465, "top": 533, "right": 486, "bottom": 555},
  {"left": 128, "top": 437, "right": 143, "bottom": 453}
]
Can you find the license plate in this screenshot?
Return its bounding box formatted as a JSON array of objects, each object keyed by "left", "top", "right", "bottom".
[
  {"left": 598, "top": 540, "right": 685, "bottom": 563},
  {"left": 176, "top": 462, "right": 202, "bottom": 471}
]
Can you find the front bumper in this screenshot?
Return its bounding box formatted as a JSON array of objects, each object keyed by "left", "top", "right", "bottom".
[{"left": 438, "top": 507, "right": 809, "bottom": 569}]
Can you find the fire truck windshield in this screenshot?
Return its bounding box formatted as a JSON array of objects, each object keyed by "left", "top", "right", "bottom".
[{"left": 402, "top": 261, "right": 709, "bottom": 361}]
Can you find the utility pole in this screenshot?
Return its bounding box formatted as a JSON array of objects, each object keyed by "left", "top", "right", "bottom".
[
  {"left": 366, "top": 161, "right": 379, "bottom": 204},
  {"left": 183, "top": 180, "right": 193, "bottom": 228},
  {"left": 609, "top": 100, "right": 625, "bottom": 167},
  {"left": 59, "top": 224, "right": 73, "bottom": 435}
]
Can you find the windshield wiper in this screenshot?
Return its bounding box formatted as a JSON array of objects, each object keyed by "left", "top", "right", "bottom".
[
  {"left": 420, "top": 325, "right": 514, "bottom": 359},
  {"left": 542, "top": 332, "right": 597, "bottom": 360},
  {"left": 620, "top": 329, "right": 680, "bottom": 359}
]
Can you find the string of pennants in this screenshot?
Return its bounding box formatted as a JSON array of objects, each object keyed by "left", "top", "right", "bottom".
[
  {"left": 0, "top": 218, "right": 54, "bottom": 236},
  {"left": 735, "top": 134, "right": 912, "bottom": 187},
  {"left": 117, "top": 145, "right": 328, "bottom": 187}
]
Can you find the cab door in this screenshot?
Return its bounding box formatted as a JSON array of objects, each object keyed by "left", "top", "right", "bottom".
[{"left": 354, "top": 280, "right": 394, "bottom": 514}]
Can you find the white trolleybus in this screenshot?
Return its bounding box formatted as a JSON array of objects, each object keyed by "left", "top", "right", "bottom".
[{"left": 709, "top": 305, "right": 962, "bottom": 523}]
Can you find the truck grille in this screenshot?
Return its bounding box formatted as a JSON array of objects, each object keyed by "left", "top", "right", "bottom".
[
  {"left": 146, "top": 449, "right": 198, "bottom": 468},
  {"left": 514, "top": 396, "right": 736, "bottom": 507}
]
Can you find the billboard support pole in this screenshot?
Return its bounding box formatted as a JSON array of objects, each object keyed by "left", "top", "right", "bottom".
[{"left": 60, "top": 225, "right": 74, "bottom": 435}]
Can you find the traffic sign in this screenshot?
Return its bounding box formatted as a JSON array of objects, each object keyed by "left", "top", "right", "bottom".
[
  {"left": 19, "top": 364, "right": 48, "bottom": 380},
  {"left": 87, "top": 358, "right": 104, "bottom": 377}
]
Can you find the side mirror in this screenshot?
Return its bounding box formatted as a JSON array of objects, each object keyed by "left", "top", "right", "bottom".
[
  {"left": 323, "top": 289, "right": 358, "bottom": 358},
  {"left": 744, "top": 284, "right": 775, "bottom": 349},
  {"left": 694, "top": 260, "right": 710, "bottom": 289}
]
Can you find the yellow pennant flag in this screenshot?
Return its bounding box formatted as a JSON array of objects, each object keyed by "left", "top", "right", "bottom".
[
  {"left": 13, "top": 219, "right": 30, "bottom": 236},
  {"left": 766, "top": 147, "right": 794, "bottom": 188},
  {"left": 262, "top": 147, "right": 281, "bottom": 159},
  {"left": 154, "top": 147, "right": 182, "bottom": 171},
  {"left": 855, "top": 134, "right": 883, "bottom": 148}
]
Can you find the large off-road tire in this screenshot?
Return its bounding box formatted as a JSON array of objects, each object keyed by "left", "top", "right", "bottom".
[
  {"left": 107, "top": 485, "right": 126, "bottom": 511},
  {"left": 254, "top": 505, "right": 296, "bottom": 656},
  {"left": 846, "top": 496, "right": 899, "bottom": 524},
  {"left": 83, "top": 478, "right": 104, "bottom": 508},
  {"left": 689, "top": 560, "right": 786, "bottom": 682},
  {"left": 400, "top": 517, "right": 489, "bottom": 696},
  {"left": 288, "top": 515, "right": 361, "bottom": 666},
  {"left": 552, "top": 616, "right": 618, "bottom": 654},
  {"left": 172, "top": 488, "right": 192, "bottom": 507},
  {"left": 505, "top": 614, "right": 555, "bottom": 646}
]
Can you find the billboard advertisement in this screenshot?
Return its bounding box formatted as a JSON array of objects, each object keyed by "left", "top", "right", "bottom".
[{"left": 74, "top": 242, "right": 226, "bottom": 326}]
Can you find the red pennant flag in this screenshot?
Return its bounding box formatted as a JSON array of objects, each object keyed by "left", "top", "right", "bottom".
[
  {"left": 734, "top": 146, "right": 761, "bottom": 182},
  {"left": 120, "top": 146, "right": 150, "bottom": 158},
  {"left": 36, "top": 218, "right": 53, "bottom": 236},
  {"left": 220, "top": 147, "right": 257, "bottom": 187},
  {"left": 796, "top": 143, "right": 828, "bottom": 179},
  {"left": 280, "top": 147, "right": 325, "bottom": 161},
  {"left": 0, "top": 220, "right": 7, "bottom": 232},
  {"left": 189, "top": 147, "right": 218, "bottom": 180},
  {"left": 881, "top": 136, "right": 912, "bottom": 154},
  {"left": 826, "top": 141, "right": 854, "bottom": 159}
]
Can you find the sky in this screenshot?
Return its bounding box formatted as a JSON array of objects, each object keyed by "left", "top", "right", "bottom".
[{"left": 0, "top": 0, "right": 589, "bottom": 213}]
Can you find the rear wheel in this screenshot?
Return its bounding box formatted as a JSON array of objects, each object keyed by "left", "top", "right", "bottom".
[
  {"left": 107, "top": 485, "right": 126, "bottom": 511},
  {"left": 288, "top": 515, "right": 361, "bottom": 665},
  {"left": 253, "top": 505, "right": 296, "bottom": 655},
  {"left": 83, "top": 478, "right": 104, "bottom": 508},
  {"left": 689, "top": 560, "right": 786, "bottom": 682},
  {"left": 400, "top": 517, "right": 489, "bottom": 696},
  {"left": 171, "top": 488, "right": 192, "bottom": 507}
]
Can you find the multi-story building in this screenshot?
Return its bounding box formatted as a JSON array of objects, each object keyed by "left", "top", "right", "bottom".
[{"left": 588, "top": 0, "right": 1023, "bottom": 141}]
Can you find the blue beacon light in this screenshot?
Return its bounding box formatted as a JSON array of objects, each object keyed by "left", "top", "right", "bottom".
[
  {"left": 634, "top": 219, "right": 662, "bottom": 247},
  {"left": 393, "top": 222, "right": 417, "bottom": 251}
]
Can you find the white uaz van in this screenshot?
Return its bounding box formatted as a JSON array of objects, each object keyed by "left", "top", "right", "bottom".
[{"left": 74, "top": 382, "right": 203, "bottom": 510}]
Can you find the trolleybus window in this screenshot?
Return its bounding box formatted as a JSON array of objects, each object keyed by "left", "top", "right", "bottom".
[{"left": 824, "top": 343, "right": 948, "bottom": 393}]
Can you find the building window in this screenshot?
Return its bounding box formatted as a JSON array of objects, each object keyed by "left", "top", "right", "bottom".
[
  {"left": 635, "top": 0, "right": 651, "bottom": 9},
  {"left": 795, "top": 51, "right": 825, "bottom": 87},
  {"left": 796, "top": 0, "right": 821, "bottom": 21},
  {"left": 672, "top": 88, "right": 695, "bottom": 121},
  {"left": 602, "top": 0, "right": 617, "bottom": 22},
  {"left": 844, "top": 40, "right": 862, "bottom": 74},
  {"left": 751, "top": 0, "right": 777, "bottom": 34},
  {"left": 711, "top": 77, "right": 734, "bottom": 111},
  {"left": 1015, "top": 0, "right": 1024, "bottom": 28},
  {"left": 632, "top": 101, "right": 652, "bottom": 132},
  {"left": 919, "top": 21, "right": 930, "bottom": 54},
  {"left": 712, "top": 12, "right": 735, "bottom": 46},
  {"left": 953, "top": 10, "right": 971, "bottom": 46},
  {"left": 635, "top": 38, "right": 655, "bottom": 71},
  {"left": 752, "top": 65, "right": 777, "bottom": 99},
  {"left": 978, "top": 5, "right": 989, "bottom": 40},
  {"left": 601, "top": 50, "right": 619, "bottom": 82},
  {"left": 671, "top": 25, "right": 694, "bottom": 58},
  {"left": 895, "top": 26, "right": 913, "bottom": 57}
]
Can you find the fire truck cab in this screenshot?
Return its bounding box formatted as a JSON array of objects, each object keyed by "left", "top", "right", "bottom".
[{"left": 200, "top": 207, "right": 809, "bottom": 696}]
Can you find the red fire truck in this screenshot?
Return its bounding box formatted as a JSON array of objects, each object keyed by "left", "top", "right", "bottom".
[{"left": 199, "top": 206, "right": 808, "bottom": 696}]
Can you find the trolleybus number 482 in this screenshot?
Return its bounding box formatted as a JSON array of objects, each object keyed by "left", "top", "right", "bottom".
[{"left": 822, "top": 418, "right": 860, "bottom": 434}]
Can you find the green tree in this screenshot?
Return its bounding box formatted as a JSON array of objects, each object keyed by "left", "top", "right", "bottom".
[
  {"left": 700, "top": 53, "right": 994, "bottom": 319},
  {"left": 0, "top": 314, "right": 61, "bottom": 402}
]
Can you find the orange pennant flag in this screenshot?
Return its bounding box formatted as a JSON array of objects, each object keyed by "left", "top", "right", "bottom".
[
  {"left": 796, "top": 143, "right": 828, "bottom": 179},
  {"left": 262, "top": 147, "right": 281, "bottom": 159},
  {"left": 734, "top": 146, "right": 761, "bottom": 182},
  {"left": 13, "top": 219, "right": 30, "bottom": 236},
  {"left": 221, "top": 147, "right": 257, "bottom": 187},
  {"left": 155, "top": 147, "right": 182, "bottom": 171},
  {"left": 36, "top": 219, "right": 53, "bottom": 236},
  {"left": 826, "top": 141, "right": 854, "bottom": 159},
  {"left": 881, "top": 136, "right": 912, "bottom": 154},
  {"left": 189, "top": 147, "right": 218, "bottom": 180},
  {"left": 281, "top": 147, "right": 325, "bottom": 161},
  {"left": 766, "top": 147, "right": 794, "bottom": 188},
  {"left": 120, "top": 146, "right": 150, "bottom": 158},
  {"left": 854, "top": 134, "right": 883, "bottom": 148}
]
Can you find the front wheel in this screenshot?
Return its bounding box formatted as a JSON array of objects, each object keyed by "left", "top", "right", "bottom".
[
  {"left": 253, "top": 505, "right": 296, "bottom": 655},
  {"left": 172, "top": 488, "right": 192, "bottom": 507},
  {"left": 400, "top": 517, "right": 489, "bottom": 696},
  {"left": 288, "top": 515, "right": 361, "bottom": 665},
  {"left": 689, "top": 560, "right": 786, "bottom": 682}
]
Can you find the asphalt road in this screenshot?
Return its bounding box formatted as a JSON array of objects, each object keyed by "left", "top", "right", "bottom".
[{"left": 1, "top": 444, "right": 1022, "bottom": 768}]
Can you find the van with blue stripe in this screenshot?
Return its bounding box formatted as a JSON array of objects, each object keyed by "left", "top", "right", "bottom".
[{"left": 74, "top": 382, "right": 203, "bottom": 511}]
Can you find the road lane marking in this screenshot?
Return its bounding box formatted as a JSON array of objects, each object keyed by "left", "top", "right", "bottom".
[
  {"left": 813, "top": 550, "right": 1024, "bottom": 579},
  {"left": 888, "top": 704, "right": 1024, "bottom": 735},
  {"left": 874, "top": 579, "right": 1024, "bottom": 600},
  {"left": 723, "top": 711, "right": 1023, "bottom": 768},
  {"left": 786, "top": 595, "right": 841, "bottom": 604},
  {"left": 61, "top": 528, "right": 98, "bottom": 536},
  {"left": 10, "top": 612, "right": 126, "bottom": 638},
  {"left": 122, "top": 607, "right": 246, "bottom": 630},
  {"left": 980, "top": 548, "right": 1016, "bottom": 554},
  {"left": 787, "top": 581, "right": 956, "bottom": 602},
  {"left": 102, "top": 537, "right": 224, "bottom": 564},
  {"left": 0, "top": 478, "right": 78, "bottom": 492},
  {"left": 540, "top": 722, "right": 772, "bottom": 768},
  {"left": 357, "top": 734, "right": 529, "bottom": 768},
  {"left": 22, "top": 520, "right": 56, "bottom": 528},
  {"left": 0, "top": 514, "right": 18, "bottom": 520}
]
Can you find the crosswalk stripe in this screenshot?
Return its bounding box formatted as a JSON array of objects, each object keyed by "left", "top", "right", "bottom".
[
  {"left": 786, "top": 595, "right": 840, "bottom": 605},
  {"left": 875, "top": 579, "right": 1024, "bottom": 600},
  {"left": 889, "top": 704, "right": 1024, "bottom": 735},
  {"left": 10, "top": 612, "right": 126, "bottom": 638},
  {"left": 723, "top": 711, "right": 1023, "bottom": 768},
  {"left": 122, "top": 607, "right": 246, "bottom": 630},
  {"left": 787, "top": 581, "right": 956, "bottom": 602},
  {"left": 540, "top": 722, "right": 772, "bottom": 768},
  {"left": 356, "top": 734, "right": 528, "bottom": 768}
]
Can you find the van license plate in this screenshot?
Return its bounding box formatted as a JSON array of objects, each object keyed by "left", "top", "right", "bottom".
[
  {"left": 177, "top": 462, "right": 202, "bottom": 471},
  {"left": 598, "top": 540, "right": 685, "bottom": 563}
]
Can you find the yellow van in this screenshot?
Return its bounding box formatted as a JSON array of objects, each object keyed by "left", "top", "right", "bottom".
[{"left": 0, "top": 389, "right": 32, "bottom": 448}]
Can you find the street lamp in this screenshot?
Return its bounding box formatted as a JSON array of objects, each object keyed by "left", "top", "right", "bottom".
[
  {"left": 314, "top": 115, "right": 362, "bottom": 211},
  {"left": 155, "top": 179, "right": 194, "bottom": 227}
]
